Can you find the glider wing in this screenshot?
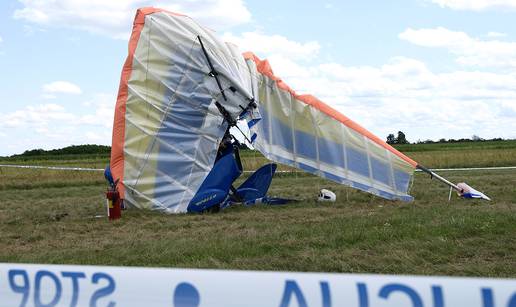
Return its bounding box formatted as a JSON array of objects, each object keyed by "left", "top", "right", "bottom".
[{"left": 243, "top": 53, "right": 418, "bottom": 201}]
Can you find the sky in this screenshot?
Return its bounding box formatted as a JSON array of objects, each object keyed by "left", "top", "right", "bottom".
[{"left": 0, "top": 0, "right": 515, "bottom": 156}]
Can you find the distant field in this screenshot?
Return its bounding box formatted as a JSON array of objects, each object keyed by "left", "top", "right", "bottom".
[
  {"left": 395, "top": 140, "right": 516, "bottom": 169},
  {"left": 394, "top": 140, "right": 516, "bottom": 152},
  {"left": 2, "top": 140, "right": 516, "bottom": 170},
  {"left": 0, "top": 141, "right": 515, "bottom": 277}
]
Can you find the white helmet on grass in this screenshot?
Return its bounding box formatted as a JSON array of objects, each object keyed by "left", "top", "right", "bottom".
[{"left": 318, "top": 189, "right": 336, "bottom": 202}]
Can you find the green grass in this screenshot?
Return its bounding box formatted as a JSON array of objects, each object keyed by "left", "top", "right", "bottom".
[
  {"left": 0, "top": 142, "right": 515, "bottom": 277},
  {"left": 393, "top": 140, "right": 516, "bottom": 152},
  {"left": 395, "top": 140, "right": 516, "bottom": 168}
]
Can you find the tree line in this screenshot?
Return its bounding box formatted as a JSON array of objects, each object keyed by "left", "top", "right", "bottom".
[
  {"left": 386, "top": 131, "right": 409, "bottom": 145},
  {"left": 386, "top": 132, "right": 507, "bottom": 145},
  {"left": 10, "top": 145, "right": 111, "bottom": 158}
]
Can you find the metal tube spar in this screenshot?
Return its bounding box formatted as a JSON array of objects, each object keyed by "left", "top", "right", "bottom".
[{"left": 416, "top": 164, "right": 462, "bottom": 192}]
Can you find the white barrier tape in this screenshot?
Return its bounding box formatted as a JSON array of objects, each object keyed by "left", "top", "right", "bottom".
[
  {"left": 0, "top": 164, "right": 300, "bottom": 174},
  {"left": 1, "top": 163, "right": 515, "bottom": 175},
  {"left": 0, "top": 263, "right": 515, "bottom": 307},
  {"left": 1, "top": 163, "right": 516, "bottom": 174},
  {"left": 416, "top": 166, "right": 516, "bottom": 172},
  {"left": 277, "top": 166, "right": 516, "bottom": 173},
  {"left": 0, "top": 164, "right": 104, "bottom": 172}
]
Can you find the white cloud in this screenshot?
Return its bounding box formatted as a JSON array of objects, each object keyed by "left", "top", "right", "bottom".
[
  {"left": 315, "top": 61, "right": 516, "bottom": 141},
  {"left": 78, "top": 93, "right": 115, "bottom": 128},
  {"left": 222, "top": 31, "right": 320, "bottom": 60},
  {"left": 0, "top": 93, "right": 115, "bottom": 155},
  {"left": 0, "top": 103, "right": 76, "bottom": 128},
  {"left": 430, "top": 0, "right": 516, "bottom": 10},
  {"left": 487, "top": 31, "right": 507, "bottom": 38},
  {"left": 0, "top": 36, "right": 3, "bottom": 43},
  {"left": 42, "top": 81, "right": 82, "bottom": 95},
  {"left": 399, "top": 27, "right": 516, "bottom": 68},
  {"left": 399, "top": 27, "right": 469, "bottom": 48},
  {"left": 41, "top": 93, "right": 56, "bottom": 99},
  {"left": 13, "top": 0, "right": 252, "bottom": 39},
  {"left": 84, "top": 130, "right": 111, "bottom": 142},
  {"left": 241, "top": 39, "right": 516, "bottom": 141}
]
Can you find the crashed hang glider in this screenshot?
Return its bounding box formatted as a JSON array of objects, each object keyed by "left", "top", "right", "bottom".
[{"left": 109, "top": 7, "right": 489, "bottom": 214}]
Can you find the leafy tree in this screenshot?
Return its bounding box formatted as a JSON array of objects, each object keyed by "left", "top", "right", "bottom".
[
  {"left": 386, "top": 134, "right": 396, "bottom": 144},
  {"left": 397, "top": 131, "right": 409, "bottom": 144}
]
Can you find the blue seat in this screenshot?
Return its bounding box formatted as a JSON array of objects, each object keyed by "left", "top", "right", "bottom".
[
  {"left": 235, "top": 163, "right": 276, "bottom": 202},
  {"left": 187, "top": 147, "right": 242, "bottom": 213}
]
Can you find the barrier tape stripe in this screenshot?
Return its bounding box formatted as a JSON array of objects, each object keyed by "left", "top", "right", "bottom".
[
  {"left": 1, "top": 164, "right": 516, "bottom": 173},
  {"left": 0, "top": 164, "right": 104, "bottom": 171},
  {"left": 0, "top": 263, "right": 515, "bottom": 306},
  {"left": 415, "top": 166, "right": 516, "bottom": 172}
]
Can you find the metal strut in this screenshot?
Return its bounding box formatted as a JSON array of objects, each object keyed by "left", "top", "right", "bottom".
[
  {"left": 416, "top": 164, "right": 462, "bottom": 192},
  {"left": 197, "top": 35, "right": 227, "bottom": 101},
  {"left": 197, "top": 35, "right": 254, "bottom": 144}
]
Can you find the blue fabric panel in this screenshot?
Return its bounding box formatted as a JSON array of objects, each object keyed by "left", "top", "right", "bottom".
[
  {"left": 270, "top": 115, "right": 294, "bottom": 152},
  {"left": 394, "top": 170, "right": 411, "bottom": 192},
  {"left": 321, "top": 170, "right": 343, "bottom": 183},
  {"left": 150, "top": 52, "right": 227, "bottom": 209},
  {"left": 167, "top": 98, "right": 209, "bottom": 127},
  {"left": 269, "top": 153, "right": 294, "bottom": 167},
  {"left": 371, "top": 157, "right": 392, "bottom": 186},
  {"left": 298, "top": 162, "right": 319, "bottom": 174},
  {"left": 157, "top": 99, "right": 207, "bottom": 157},
  {"left": 264, "top": 152, "right": 413, "bottom": 202},
  {"left": 261, "top": 108, "right": 319, "bottom": 157},
  {"left": 295, "top": 129, "right": 317, "bottom": 160},
  {"left": 346, "top": 146, "right": 370, "bottom": 178},
  {"left": 350, "top": 181, "right": 371, "bottom": 192},
  {"left": 318, "top": 137, "right": 345, "bottom": 169},
  {"left": 258, "top": 108, "right": 271, "bottom": 143}
]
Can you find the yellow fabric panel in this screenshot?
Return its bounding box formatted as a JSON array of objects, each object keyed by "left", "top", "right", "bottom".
[{"left": 124, "top": 20, "right": 170, "bottom": 204}]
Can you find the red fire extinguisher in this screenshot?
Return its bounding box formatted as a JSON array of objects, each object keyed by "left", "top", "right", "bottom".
[{"left": 106, "top": 187, "right": 122, "bottom": 220}]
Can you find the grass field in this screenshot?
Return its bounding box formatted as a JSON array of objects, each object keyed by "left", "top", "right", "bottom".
[{"left": 0, "top": 141, "right": 515, "bottom": 277}]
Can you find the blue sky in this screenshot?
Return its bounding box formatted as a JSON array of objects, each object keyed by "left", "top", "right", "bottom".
[{"left": 1, "top": 0, "right": 516, "bottom": 156}]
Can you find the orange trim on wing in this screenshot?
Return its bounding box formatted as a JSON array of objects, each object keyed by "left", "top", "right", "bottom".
[
  {"left": 243, "top": 52, "right": 418, "bottom": 168},
  {"left": 134, "top": 7, "right": 186, "bottom": 24}
]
